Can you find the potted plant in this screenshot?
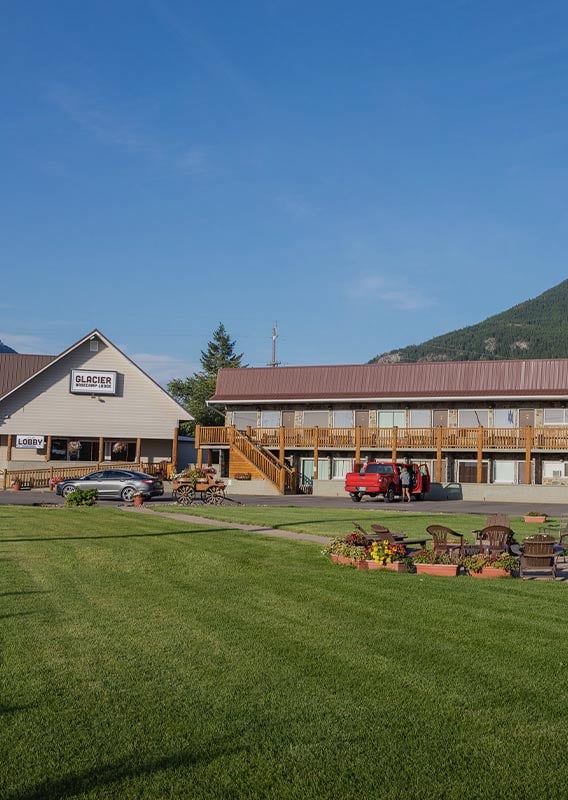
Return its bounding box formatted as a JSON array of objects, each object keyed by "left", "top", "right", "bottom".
[
  {"left": 68, "top": 440, "right": 82, "bottom": 455},
  {"left": 48, "top": 476, "right": 62, "bottom": 492},
  {"left": 132, "top": 491, "right": 146, "bottom": 506},
  {"left": 462, "top": 552, "right": 516, "bottom": 578},
  {"left": 412, "top": 549, "right": 459, "bottom": 576},
  {"left": 112, "top": 441, "right": 128, "bottom": 456},
  {"left": 11, "top": 478, "right": 21, "bottom": 491},
  {"left": 322, "top": 531, "right": 368, "bottom": 566},
  {"left": 523, "top": 511, "right": 548, "bottom": 524},
  {"left": 365, "top": 539, "right": 409, "bottom": 572}
]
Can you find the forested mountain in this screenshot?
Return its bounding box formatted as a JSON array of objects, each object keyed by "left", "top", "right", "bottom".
[
  {"left": 0, "top": 340, "right": 16, "bottom": 354},
  {"left": 369, "top": 278, "right": 568, "bottom": 363}
]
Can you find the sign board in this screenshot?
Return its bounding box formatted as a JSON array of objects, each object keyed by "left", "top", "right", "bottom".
[
  {"left": 16, "top": 434, "right": 45, "bottom": 449},
  {"left": 70, "top": 369, "right": 117, "bottom": 395}
]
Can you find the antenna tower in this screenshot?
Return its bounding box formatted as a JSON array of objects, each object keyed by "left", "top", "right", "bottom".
[{"left": 268, "top": 322, "right": 281, "bottom": 367}]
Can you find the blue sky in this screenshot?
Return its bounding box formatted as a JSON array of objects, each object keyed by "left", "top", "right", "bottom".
[{"left": 2, "top": 0, "right": 568, "bottom": 384}]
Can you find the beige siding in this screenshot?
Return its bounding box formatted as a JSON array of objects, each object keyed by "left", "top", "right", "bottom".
[{"left": 0, "top": 339, "right": 190, "bottom": 439}]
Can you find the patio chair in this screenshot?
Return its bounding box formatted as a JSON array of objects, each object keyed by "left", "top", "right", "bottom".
[
  {"left": 519, "top": 535, "right": 557, "bottom": 579},
  {"left": 477, "top": 525, "right": 515, "bottom": 556},
  {"left": 472, "top": 513, "right": 510, "bottom": 542},
  {"left": 426, "top": 525, "right": 464, "bottom": 559}
]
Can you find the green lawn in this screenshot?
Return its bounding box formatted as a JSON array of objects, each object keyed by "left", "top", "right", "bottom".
[
  {"left": 148, "top": 502, "right": 561, "bottom": 542},
  {"left": 1, "top": 506, "right": 567, "bottom": 799}
]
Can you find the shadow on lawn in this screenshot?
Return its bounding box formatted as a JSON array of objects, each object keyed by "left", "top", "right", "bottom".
[
  {"left": 0, "top": 527, "right": 247, "bottom": 543},
  {"left": 0, "top": 590, "right": 51, "bottom": 597},
  {"left": 6, "top": 743, "right": 244, "bottom": 800},
  {"left": 0, "top": 610, "right": 41, "bottom": 620}
]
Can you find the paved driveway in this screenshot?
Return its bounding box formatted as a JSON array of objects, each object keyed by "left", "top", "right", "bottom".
[{"left": 1, "top": 488, "right": 566, "bottom": 518}]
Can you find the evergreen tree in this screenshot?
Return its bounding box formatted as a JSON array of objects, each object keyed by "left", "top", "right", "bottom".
[{"left": 168, "top": 323, "right": 245, "bottom": 433}]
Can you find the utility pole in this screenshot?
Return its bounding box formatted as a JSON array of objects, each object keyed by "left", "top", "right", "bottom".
[{"left": 268, "top": 322, "right": 281, "bottom": 367}]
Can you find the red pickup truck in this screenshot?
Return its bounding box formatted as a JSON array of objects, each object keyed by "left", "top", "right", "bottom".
[{"left": 344, "top": 461, "right": 431, "bottom": 503}]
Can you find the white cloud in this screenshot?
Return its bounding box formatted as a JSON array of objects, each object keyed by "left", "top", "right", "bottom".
[{"left": 347, "top": 276, "right": 435, "bottom": 311}]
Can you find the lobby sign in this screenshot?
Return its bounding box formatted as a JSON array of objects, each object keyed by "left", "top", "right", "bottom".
[
  {"left": 70, "top": 369, "right": 117, "bottom": 395},
  {"left": 16, "top": 434, "right": 45, "bottom": 449}
]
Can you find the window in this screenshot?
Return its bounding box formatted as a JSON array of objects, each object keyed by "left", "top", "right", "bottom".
[
  {"left": 544, "top": 409, "right": 568, "bottom": 426},
  {"left": 494, "top": 409, "right": 515, "bottom": 428},
  {"left": 233, "top": 410, "right": 258, "bottom": 430},
  {"left": 332, "top": 410, "right": 353, "bottom": 428},
  {"left": 410, "top": 409, "right": 431, "bottom": 427},
  {"left": 50, "top": 439, "right": 99, "bottom": 461},
  {"left": 260, "top": 410, "right": 280, "bottom": 428},
  {"left": 542, "top": 461, "right": 566, "bottom": 479},
  {"left": 377, "top": 410, "right": 406, "bottom": 428},
  {"left": 303, "top": 410, "right": 329, "bottom": 427},
  {"left": 332, "top": 458, "right": 354, "bottom": 479},
  {"left": 492, "top": 461, "right": 516, "bottom": 484},
  {"left": 365, "top": 463, "right": 395, "bottom": 475},
  {"left": 458, "top": 409, "right": 489, "bottom": 427}
]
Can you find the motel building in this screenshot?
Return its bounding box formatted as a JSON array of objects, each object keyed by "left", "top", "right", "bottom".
[
  {"left": 0, "top": 330, "right": 192, "bottom": 487},
  {"left": 195, "top": 358, "right": 568, "bottom": 502}
]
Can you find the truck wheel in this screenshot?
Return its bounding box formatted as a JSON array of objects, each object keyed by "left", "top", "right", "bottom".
[
  {"left": 350, "top": 492, "right": 362, "bottom": 502},
  {"left": 384, "top": 485, "right": 395, "bottom": 503}
]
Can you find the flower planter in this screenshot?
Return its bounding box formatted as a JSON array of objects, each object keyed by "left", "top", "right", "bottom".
[
  {"left": 133, "top": 495, "right": 145, "bottom": 507},
  {"left": 469, "top": 566, "right": 510, "bottom": 578},
  {"left": 365, "top": 560, "right": 408, "bottom": 572},
  {"left": 11, "top": 482, "right": 21, "bottom": 492},
  {"left": 523, "top": 516, "right": 547, "bottom": 524},
  {"left": 331, "top": 554, "right": 358, "bottom": 566},
  {"left": 415, "top": 563, "right": 459, "bottom": 577}
]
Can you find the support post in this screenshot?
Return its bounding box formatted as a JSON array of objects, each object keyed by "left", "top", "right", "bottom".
[
  {"left": 476, "top": 427, "right": 483, "bottom": 483},
  {"left": 7, "top": 434, "right": 12, "bottom": 462},
  {"left": 313, "top": 427, "right": 319, "bottom": 481},
  {"left": 355, "top": 426, "right": 361, "bottom": 465},
  {"left": 172, "top": 426, "right": 179, "bottom": 472},
  {"left": 436, "top": 426, "right": 443, "bottom": 483},
  {"left": 45, "top": 435, "right": 52, "bottom": 462},
  {"left": 391, "top": 427, "right": 397, "bottom": 462},
  {"left": 99, "top": 436, "right": 104, "bottom": 463},
  {"left": 524, "top": 426, "right": 532, "bottom": 485},
  {"left": 279, "top": 426, "right": 285, "bottom": 465}
]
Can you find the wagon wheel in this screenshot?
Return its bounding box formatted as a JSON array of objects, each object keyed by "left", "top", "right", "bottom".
[
  {"left": 204, "top": 487, "right": 222, "bottom": 505},
  {"left": 209, "top": 487, "right": 225, "bottom": 505},
  {"left": 176, "top": 485, "right": 195, "bottom": 505}
]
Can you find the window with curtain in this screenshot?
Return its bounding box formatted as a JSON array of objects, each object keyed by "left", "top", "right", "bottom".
[
  {"left": 332, "top": 410, "right": 353, "bottom": 428},
  {"left": 544, "top": 408, "right": 568, "bottom": 426},
  {"left": 409, "top": 409, "right": 431, "bottom": 427},
  {"left": 303, "top": 410, "right": 330, "bottom": 427},
  {"left": 458, "top": 409, "right": 489, "bottom": 427},
  {"left": 332, "top": 458, "right": 354, "bottom": 479},
  {"left": 493, "top": 409, "right": 515, "bottom": 428},
  {"left": 233, "top": 410, "right": 258, "bottom": 430},
  {"left": 377, "top": 410, "right": 406, "bottom": 428},
  {"left": 260, "top": 410, "right": 280, "bottom": 428}
]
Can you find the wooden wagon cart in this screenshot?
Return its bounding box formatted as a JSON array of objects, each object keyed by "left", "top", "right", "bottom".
[{"left": 172, "top": 471, "right": 227, "bottom": 505}]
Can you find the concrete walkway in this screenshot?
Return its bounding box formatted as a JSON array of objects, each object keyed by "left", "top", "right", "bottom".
[{"left": 120, "top": 504, "right": 331, "bottom": 544}]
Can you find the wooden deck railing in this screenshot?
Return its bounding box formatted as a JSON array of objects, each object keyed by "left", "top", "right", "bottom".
[
  {"left": 230, "top": 429, "right": 296, "bottom": 493},
  {"left": 2, "top": 461, "right": 171, "bottom": 490},
  {"left": 197, "top": 425, "right": 568, "bottom": 453}
]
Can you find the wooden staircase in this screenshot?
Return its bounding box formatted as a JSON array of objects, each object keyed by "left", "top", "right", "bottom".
[{"left": 229, "top": 428, "right": 296, "bottom": 494}]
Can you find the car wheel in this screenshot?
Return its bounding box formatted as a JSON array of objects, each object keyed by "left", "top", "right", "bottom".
[
  {"left": 62, "top": 484, "right": 77, "bottom": 498},
  {"left": 384, "top": 485, "right": 395, "bottom": 503},
  {"left": 350, "top": 492, "right": 362, "bottom": 502},
  {"left": 121, "top": 487, "right": 137, "bottom": 502}
]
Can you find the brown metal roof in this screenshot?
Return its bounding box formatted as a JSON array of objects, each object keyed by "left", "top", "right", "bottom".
[
  {"left": 210, "top": 359, "right": 568, "bottom": 402},
  {"left": 0, "top": 354, "right": 56, "bottom": 398}
]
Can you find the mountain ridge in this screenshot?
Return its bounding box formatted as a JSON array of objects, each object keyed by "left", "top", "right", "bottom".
[
  {"left": 369, "top": 279, "right": 568, "bottom": 364},
  {"left": 0, "top": 339, "right": 17, "bottom": 354}
]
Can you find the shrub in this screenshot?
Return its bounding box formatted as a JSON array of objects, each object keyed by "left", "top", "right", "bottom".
[
  {"left": 412, "top": 549, "right": 453, "bottom": 565},
  {"left": 64, "top": 488, "right": 97, "bottom": 507}
]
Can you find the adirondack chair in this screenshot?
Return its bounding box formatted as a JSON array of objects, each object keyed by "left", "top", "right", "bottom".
[
  {"left": 520, "top": 535, "right": 557, "bottom": 579},
  {"left": 477, "top": 525, "right": 516, "bottom": 556},
  {"left": 426, "top": 525, "right": 464, "bottom": 559}
]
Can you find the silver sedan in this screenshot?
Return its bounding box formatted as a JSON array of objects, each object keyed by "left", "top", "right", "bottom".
[{"left": 56, "top": 469, "right": 164, "bottom": 501}]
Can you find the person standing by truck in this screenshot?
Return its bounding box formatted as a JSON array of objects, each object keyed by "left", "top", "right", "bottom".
[{"left": 400, "top": 466, "right": 411, "bottom": 502}]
